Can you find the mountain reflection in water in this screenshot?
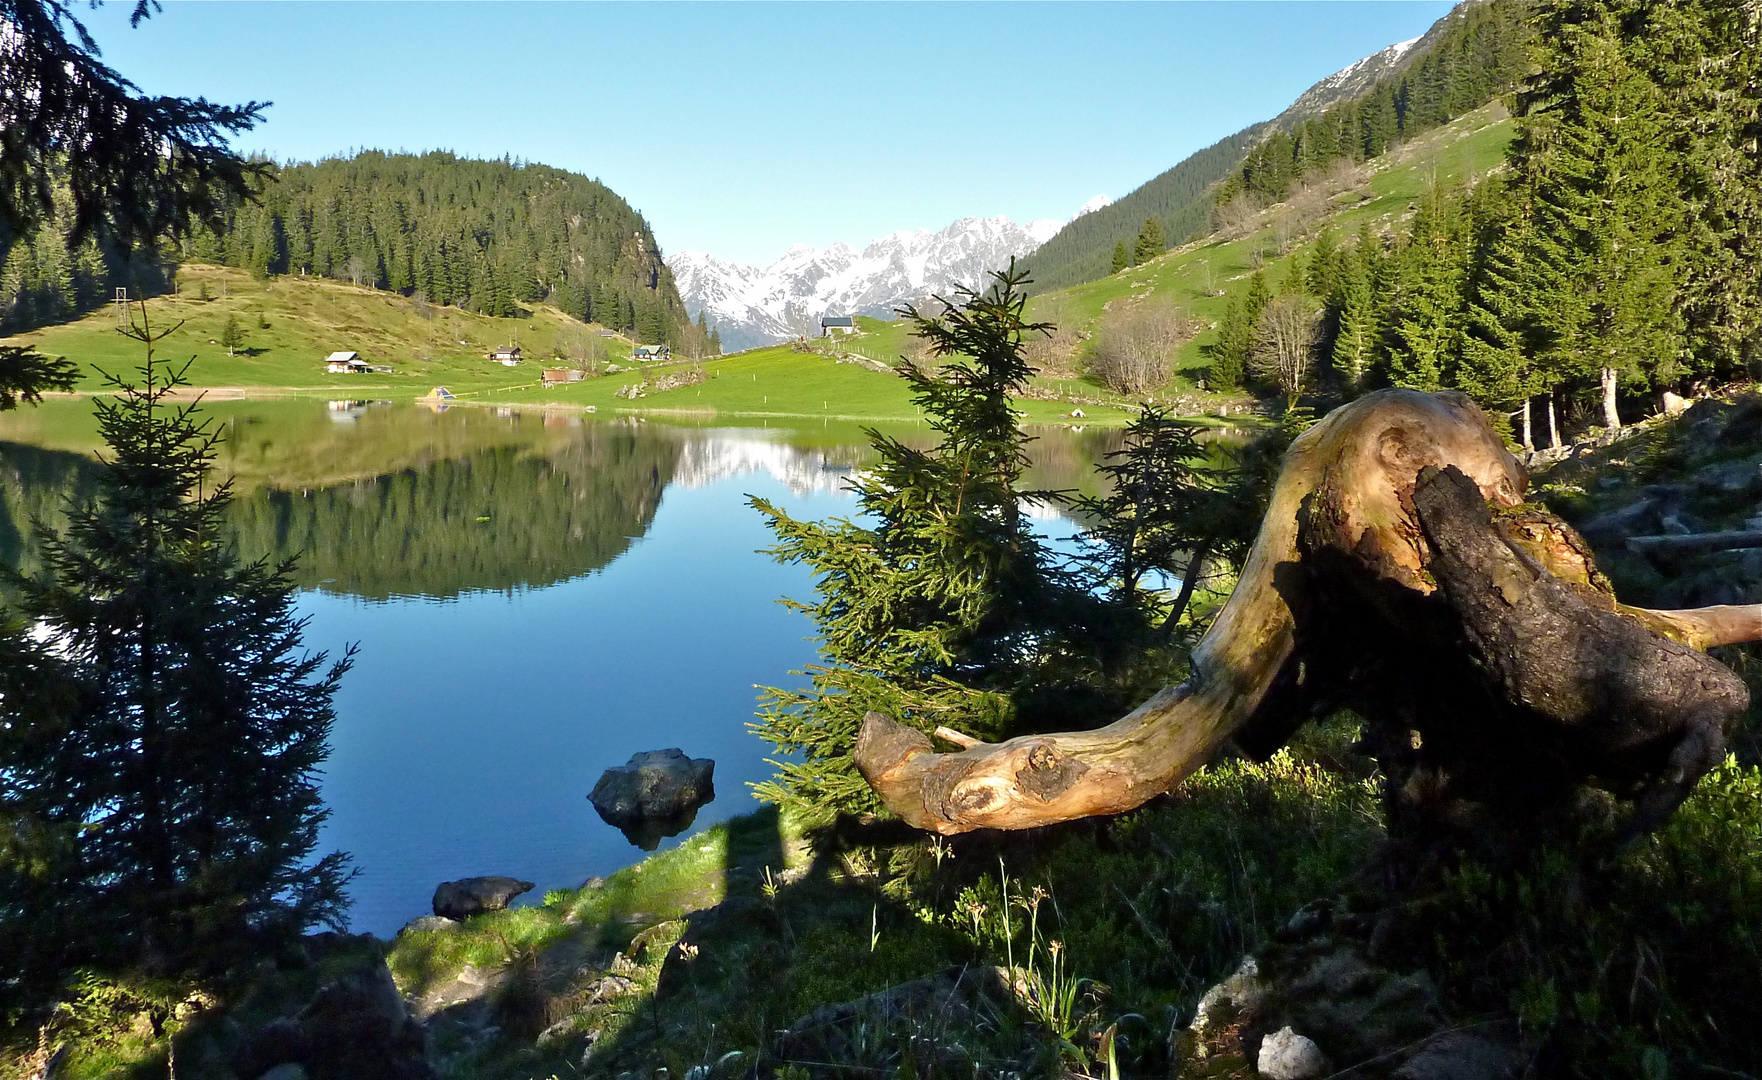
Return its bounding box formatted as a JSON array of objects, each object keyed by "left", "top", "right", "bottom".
[{"left": 0, "top": 398, "right": 1126, "bottom": 933}]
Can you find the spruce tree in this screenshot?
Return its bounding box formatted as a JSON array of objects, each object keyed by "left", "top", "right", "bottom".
[
  {"left": 1111, "top": 241, "right": 1130, "bottom": 274},
  {"left": 1510, "top": 2, "right": 1689, "bottom": 429},
  {"left": 1244, "top": 267, "right": 1271, "bottom": 323},
  {"left": 219, "top": 313, "right": 245, "bottom": 356},
  {"left": 1133, "top": 217, "right": 1166, "bottom": 264},
  {"left": 1649, "top": 2, "right": 1762, "bottom": 380},
  {"left": 1209, "top": 270, "right": 1271, "bottom": 394},
  {"left": 749, "top": 262, "right": 1081, "bottom": 818},
  {"left": 1458, "top": 193, "right": 1542, "bottom": 443},
  {"left": 2, "top": 308, "right": 352, "bottom": 987},
  {"left": 1385, "top": 182, "right": 1467, "bottom": 392},
  {"left": 0, "top": 347, "right": 77, "bottom": 411},
  {"left": 246, "top": 207, "right": 277, "bottom": 280},
  {"left": 0, "top": 0, "right": 266, "bottom": 248},
  {"left": 1329, "top": 225, "right": 1381, "bottom": 392},
  {"left": 1208, "top": 293, "right": 1249, "bottom": 392}
]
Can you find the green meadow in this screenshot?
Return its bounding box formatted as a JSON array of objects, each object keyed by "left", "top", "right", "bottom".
[
  {"left": 4, "top": 265, "right": 1138, "bottom": 426},
  {"left": 1023, "top": 104, "right": 1515, "bottom": 378},
  {"left": 2, "top": 105, "right": 1509, "bottom": 432}
]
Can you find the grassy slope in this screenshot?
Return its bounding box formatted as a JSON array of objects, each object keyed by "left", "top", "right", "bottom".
[
  {"left": 1027, "top": 104, "right": 1515, "bottom": 381},
  {"left": 4, "top": 266, "right": 1137, "bottom": 426},
  {"left": 776, "top": 105, "right": 1513, "bottom": 420},
  {"left": 1, "top": 108, "right": 1509, "bottom": 431},
  {"left": 2, "top": 263, "right": 635, "bottom": 397}
]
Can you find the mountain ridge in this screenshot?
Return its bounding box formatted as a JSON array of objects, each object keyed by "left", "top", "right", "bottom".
[{"left": 668, "top": 214, "right": 1062, "bottom": 351}]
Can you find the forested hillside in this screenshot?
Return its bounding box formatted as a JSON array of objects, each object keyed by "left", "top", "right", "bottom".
[
  {"left": 1201, "top": 1, "right": 1760, "bottom": 439},
  {"left": 1024, "top": 0, "right": 1532, "bottom": 296},
  {"left": 0, "top": 203, "right": 169, "bottom": 336},
  {"left": 1019, "top": 124, "right": 1265, "bottom": 294},
  {"left": 1214, "top": 0, "right": 1532, "bottom": 210},
  {"left": 179, "top": 152, "right": 694, "bottom": 347}
]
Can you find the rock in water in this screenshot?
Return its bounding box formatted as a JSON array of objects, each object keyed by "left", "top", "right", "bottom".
[
  {"left": 431, "top": 875, "right": 535, "bottom": 920},
  {"left": 1258, "top": 1026, "right": 1330, "bottom": 1080},
  {"left": 589, "top": 749, "right": 715, "bottom": 849}
]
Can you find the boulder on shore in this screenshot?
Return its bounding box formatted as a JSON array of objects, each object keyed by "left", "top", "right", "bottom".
[
  {"left": 431, "top": 876, "right": 535, "bottom": 920},
  {"left": 589, "top": 749, "right": 715, "bottom": 849},
  {"left": 233, "top": 960, "right": 436, "bottom": 1080},
  {"left": 300, "top": 960, "right": 437, "bottom": 1080}
]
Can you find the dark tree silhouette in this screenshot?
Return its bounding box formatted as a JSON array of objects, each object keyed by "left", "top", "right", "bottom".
[{"left": 0, "top": 0, "right": 268, "bottom": 247}]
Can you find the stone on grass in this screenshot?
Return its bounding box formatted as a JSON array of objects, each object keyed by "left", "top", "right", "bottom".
[
  {"left": 1258, "top": 1026, "right": 1330, "bottom": 1080},
  {"left": 431, "top": 875, "right": 534, "bottom": 920},
  {"left": 399, "top": 915, "right": 459, "bottom": 936}
]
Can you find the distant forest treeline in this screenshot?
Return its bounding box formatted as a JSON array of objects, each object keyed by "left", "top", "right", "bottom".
[
  {"left": 0, "top": 194, "right": 169, "bottom": 335},
  {"left": 181, "top": 152, "right": 694, "bottom": 347},
  {"left": 1, "top": 152, "right": 701, "bottom": 350}
]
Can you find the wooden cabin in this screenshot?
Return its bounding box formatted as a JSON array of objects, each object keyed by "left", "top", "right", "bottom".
[{"left": 324, "top": 351, "right": 371, "bottom": 374}]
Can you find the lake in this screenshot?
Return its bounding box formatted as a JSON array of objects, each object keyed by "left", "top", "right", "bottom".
[{"left": 0, "top": 398, "right": 1122, "bottom": 936}]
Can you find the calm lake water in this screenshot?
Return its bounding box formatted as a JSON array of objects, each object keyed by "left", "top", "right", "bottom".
[{"left": 0, "top": 398, "right": 1118, "bottom": 935}]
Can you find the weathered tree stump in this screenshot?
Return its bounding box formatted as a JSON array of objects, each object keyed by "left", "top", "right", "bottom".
[{"left": 854, "top": 390, "right": 1758, "bottom": 836}]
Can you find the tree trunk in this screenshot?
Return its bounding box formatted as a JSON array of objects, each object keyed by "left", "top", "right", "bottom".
[
  {"left": 1520, "top": 398, "right": 1533, "bottom": 452},
  {"left": 1547, "top": 394, "right": 1560, "bottom": 449},
  {"left": 1601, "top": 367, "right": 1621, "bottom": 433},
  {"left": 855, "top": 389, "right": 1757, "bottom": 836}
]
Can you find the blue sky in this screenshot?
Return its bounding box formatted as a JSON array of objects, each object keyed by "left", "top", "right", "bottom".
[{"left": 82, "top": 2, "right": 1453, "bottom": 267}]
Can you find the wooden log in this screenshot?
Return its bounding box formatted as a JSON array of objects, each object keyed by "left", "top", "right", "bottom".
[{"left": 853, "top": 389, "right": 1758, "bottom": 836}]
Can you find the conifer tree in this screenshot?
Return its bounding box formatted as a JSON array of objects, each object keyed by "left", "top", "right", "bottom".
[
  {"left": 219, "top": 313, "right": 245, "bottom": 356},
  {"left": 1208, "top": 293, "right": 1249, "bottom": 392},
  {"left": 1508, "top": 2, "right": 1689, "bottom": 430},
  {"left": 1648, "top": 2, "right": 1762, "bottom": 379},
  {"left": 2, "top": 306, "right": 351, "bottom": 992},
  {"left": 0, "top": 0, "right": 267, "bottom": 247},
  {"left": 1111, "top": 241, "right": 1130, "bottom": 274},
  {"left": 245, "top": 207, "right": 277, "bottom": 280},
  {"left": 1133, "top": 217, "right": 1166, "bottom": 264},
  {"left": 1330, "top": 226, "right": 1381, "bottom": 393},
  {"left": 1457, "top": 190, "right": 1544, "bottom": 444},
  {"left": 1244, "top": 267, "right": 1271, "bottom": 322},
  {"left": 1305, "top": 228, "right": 1343, "bottom": 302},
  {"left": 0, "top": 346, "right": 78, "bottom": 411},
  {"left": 1208, "top": 269, "right": 1271, "bottom": 393},
  {"left": 1385, "top": 182, "right": 1467, "bottom": 392},
  {"left": 749, "top": 263, "right": 1083, "bottom": 818}
]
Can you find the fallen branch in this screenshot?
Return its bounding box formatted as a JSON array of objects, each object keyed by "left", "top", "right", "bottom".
[{"left": 854, "top": 390, "right": 1755, "bottom": 836}]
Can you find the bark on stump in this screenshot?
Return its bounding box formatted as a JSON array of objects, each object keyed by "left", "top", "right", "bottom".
[{"left": 854, "top": 390, "right": 1758, "bottom": 837}]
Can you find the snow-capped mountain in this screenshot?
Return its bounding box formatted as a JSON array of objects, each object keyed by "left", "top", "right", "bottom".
[
  {"left": 1071, "top": 194, "right": 1112, "bottom": 220},
  {"left": 668, "top": 214, "right": 1064, "bottom": 352},
  {"left": 1274, "top": 34, "right": 1424, "bottom": 128},
  {"left": 670, "top": 431, "right": 857, "bottom": 497}
]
